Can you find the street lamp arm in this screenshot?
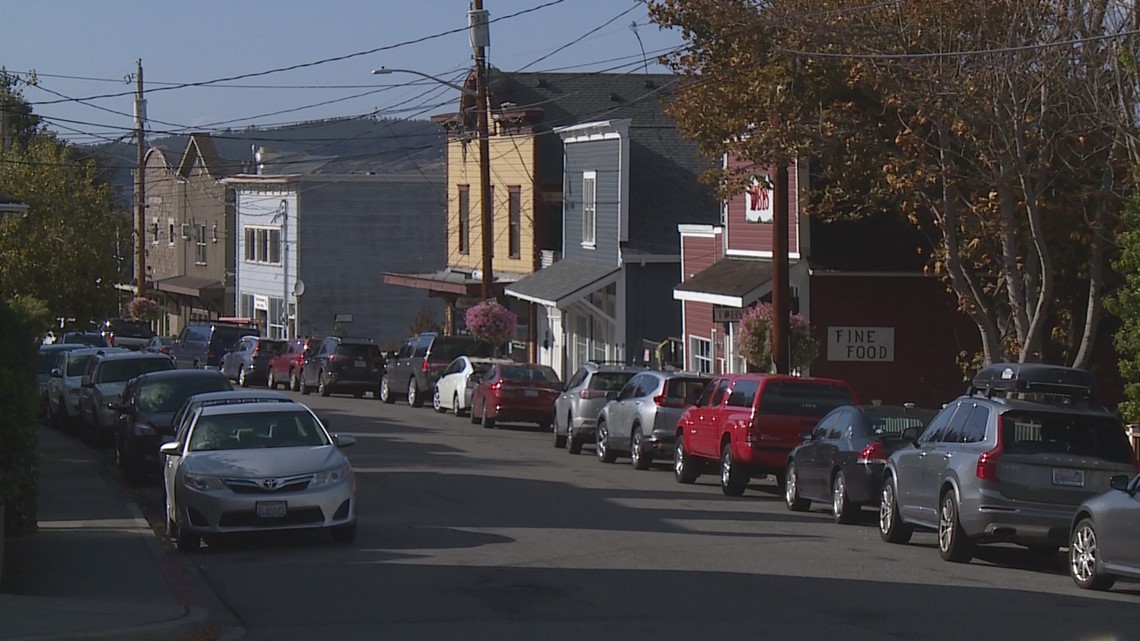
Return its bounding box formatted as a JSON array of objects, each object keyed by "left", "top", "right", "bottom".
[{"left": 371, "top": 67, "right": 476, "bottom": 97}]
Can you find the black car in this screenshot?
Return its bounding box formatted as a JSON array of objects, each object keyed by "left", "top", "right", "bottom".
[
  {"left": 785, "top": 404, "right": 937, "bottom": 524},
  {"left": 101, "top": 317, "right": 155, "bottom": 351},
  {"left": 111, "top": 369, "right": 233, "bottom": 482},
  {"left": 380, "top": 333, "right": 491, "bottom": 407},
  {"left": 220, "top": 335, "right": 286, "bottom": 387},
  {"left": 170, "top": 321, "right": 260, "bottom": 370},
  {"left": 300, "top": 336, "right": 385, "bottom": 398},
  {"left": 62, "top": 331, "right": 109, "bottom": 348}
]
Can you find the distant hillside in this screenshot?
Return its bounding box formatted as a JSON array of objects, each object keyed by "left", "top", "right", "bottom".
[{"left": 90, "top": 116, "right": 447, "bottom": 201}]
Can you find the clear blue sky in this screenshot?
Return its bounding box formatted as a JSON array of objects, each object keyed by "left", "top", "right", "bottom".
[{"left": 1, "top": 0, "right": 687, "bottom": 145}]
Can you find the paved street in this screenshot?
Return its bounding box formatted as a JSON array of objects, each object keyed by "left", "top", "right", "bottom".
[{"left": 113, "top": 392, "right": 1139, "bottom": 641}]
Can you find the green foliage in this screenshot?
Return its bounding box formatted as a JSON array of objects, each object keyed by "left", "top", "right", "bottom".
[
  {"left": 1106, "top": 189, "right": 1140, "bottom": 423},
  {"left": 0, "top": 298, "right": 39, "bottom": 536},
  {"left": 409, "top": 304, "right": 441, "bottom": 335},
  {"left": 1, "top": 70, "right": 44, "bottom": 147}
]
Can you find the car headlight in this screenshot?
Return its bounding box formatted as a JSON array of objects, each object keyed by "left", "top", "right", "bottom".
[
  {"left": 182, "top": 472, "right": 228, "bottom": 491},
  {"left": 312, "top": 465, "right": 352, "bottom": 486}
]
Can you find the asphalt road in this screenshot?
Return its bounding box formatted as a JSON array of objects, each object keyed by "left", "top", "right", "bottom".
[{"left": 118, "top": 389, "right": 1140, "bottom": 641}]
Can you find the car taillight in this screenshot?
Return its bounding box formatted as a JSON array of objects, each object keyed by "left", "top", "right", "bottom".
[
  {"left": 422, "top": 360, "right": 431, "bottom": 371},
  {"left": 252, "top": 345, "right": 261, "bottom": 357},
  {"left": 490, "top": 381, "right": 502, "bottom": 391},
  {"left": 207, "top": 348, "right": 216, "bottom": 359},
  {"left": 159, "top": 347, "right": 171, "bottom": 355},
  {"left": 107, "top": 335, "right": 115, "bottom": 346},
  {"left": 579, "top": 389, "right": 606, "bottom": 399},
  {"left": 977, "top": 438, "right": 1004, "bottom": 482},
  {"left": 653, "top": 395, "right": 686, "bottom": 408},
  {"left": 857, "top": 441, "right": 887, "bottom": 464}
]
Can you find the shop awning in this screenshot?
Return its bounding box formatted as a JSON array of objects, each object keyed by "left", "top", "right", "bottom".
[
  {"left": 154, "top": 275, "right": 224, "bottom": 298},
  {"left": 673, "top": 258, "right": 772, "bottom": 307},
  {"left": 505, "top": 260, "right": 619, "bottom": 308}
]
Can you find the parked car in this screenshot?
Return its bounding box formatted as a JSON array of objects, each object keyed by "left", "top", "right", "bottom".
[
  {"left": 62, "top": 331, "right": 109, "bottom": 347},
  {"left": 100, "top": 317, "right": 155, "bottom": 351},
  {"left": 785, "top": 403, "right": 937, "bottom": 523},
  {"left": 595, "top": 371, "right": 712, "bottom": 468},
  {"left": 78, "top": 351, "right": 177, "bottom": 443},
  {"left": 143, "top": 335, "right": 176, "bottom": 357},
  {"left": 111, "top": 369, "right": 233, "bottom": 482},
  {"left": 159, "top": 401, "right": 357, "bottom": 551},
  {"left": 554, "top": 362, "right": 648, "bottom": 454},
  {"left": 380, "top": 333, "right": 491, "bottom": 407},
  {"left": 266, "top": 336, "right": 321, "bottom": 392},
  {"left": 45, "top": 347, "right": 128, "bottom": 429},
  {"left": 37, "top": 343, "right": 85, "bottom": 413},
  {"left": 220, "top": 336, "right": 286, "bottom": 387},
  {"left": 300, "top": 336, "right": 385, "bottom": 398},
  {"left": 470, "top": 362, "right": 561, "bottom": 429},
  {"left": 171, "top": 389, "right": 295, "bottom": 444},
  {"left": 879, "top": 363, "right": 1139, "bottom": 563},
  {"left": 432, "top": 356, "right": 512, "bottom": 416},
  {"left": 169, "top": 321, "right": 260, "bottom": 370},
  {"left": 674, "top": 373, "right": 856, "bottom": 496},
  {"left": 1069, "top": 473, "right": 1140, "bottom": 590}
]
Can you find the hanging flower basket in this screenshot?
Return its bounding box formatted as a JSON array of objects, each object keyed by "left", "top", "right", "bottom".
[
  {"left": 736, "top": 302, "right": 819, "bottom": 372},
  {"left": 464, "top": 299, "right": 517, "bottom": 355},
  {"left": 126, "top": 296, "right": 160, "bottom": 322}
]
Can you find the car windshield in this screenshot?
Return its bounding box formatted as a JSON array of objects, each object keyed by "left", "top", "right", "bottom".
[
  {"left": 188, "top": 410, "right": 330, "bottom": 451},
  {"left": 96, "top": 358, "right": 174, "bottom": 383},
  {"left": 588, "top": 372, "right": 635, "bottom": 392},
  {"left": 431, "top": 339, "right": 492, "bottom": 361},
  {"left": 664, "top": 377, "right": 710, "bottom": 404},
  {"left": 38, "top": 350, "right": 63, "bottom": 375},
  {"left": 336, "top": 343, "right": 380, "bottom": 359},
  {"left": 500, "top": 365, "right": 560, "bottom": 382},
  {"left": 758, "top": 382, "right": 854, "bottom": 418},
  {"left": 67, "top": 354, "right": 97, "bottom": 374},
  {"left": 1001, "top": 411, "right": 1134, "bottom": 464},
  {"left": 137, "top": 378, "right": 232, "bottom": 414},
  {"left": 864, "top": 407, "right": 938, "bottom": 437}
]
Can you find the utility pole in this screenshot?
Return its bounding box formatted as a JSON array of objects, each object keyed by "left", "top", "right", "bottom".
[
  {"left": 771, "top": 164, "right": 791, "bottom": 374},
  {"left": 470, "top": 1, "right": 493, "bottom": 301},
  {"left": 134, "top": 59, "right": 147, "bottom": 297}
]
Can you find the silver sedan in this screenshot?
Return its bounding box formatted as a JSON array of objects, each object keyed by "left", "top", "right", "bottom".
[
  {"left": 1069, "top": 473, "right": 1140, "bottom": 590},
  {"left": 160, "top": 402, "right": 357, "bottom": 551}
]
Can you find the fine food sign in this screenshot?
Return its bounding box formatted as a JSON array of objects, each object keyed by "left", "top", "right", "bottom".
[
  {"left": 827, "top": 326, "right": 894, "bottom": 362},
  {"left": 713, "top": 306, "right": 746, "bottom": 323}
]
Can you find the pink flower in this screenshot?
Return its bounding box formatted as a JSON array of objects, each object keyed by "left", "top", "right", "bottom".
[
  {"left": 736, "top": 302, "right": 818, "bottom": 371},
  {"left": 464, "top": 299, "right": 518, "bottom": 350}
]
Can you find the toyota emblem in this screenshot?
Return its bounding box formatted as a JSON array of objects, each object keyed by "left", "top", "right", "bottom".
[{"left": 262, "top": 478, "right": 279, "bottom": 490}]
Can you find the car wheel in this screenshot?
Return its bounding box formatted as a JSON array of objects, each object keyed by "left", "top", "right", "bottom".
[
  {"left": 470, "top": 397, "right": 482, "bottom": 425},
  {"left": 453, "top": 393, "right": 465, "bottom": 417},
  {"left": 267, "top": 370, "right": 278, "bottom": 390},
  {"left": 1070, "top": 518, "right": 1115, "bottom": 590},
  {"left": 720, "top": 442, "right": 748, "bottom": 496},
  {"left": 673, "top": 437, "right": 698, "bottom": 484},
  {"left": 596, "top": 420, "right": 617, "bottom": 463},
  {"left": 554, "top": 413, "right": 569, "bottom": 448},
  {"left": 567, "top": 423, "right": 583, "bottom": 454},
  {"left": 938, "top": 490, "right": 974, "bottom": 563},
  {"left": 879, "top": 477, "right": 913, "bottom": 543},
  {"left": 318, "top": 371, "right": 330, "bottom": 397},
  {"left": 630, "top": 427, "right": 652, "bottom": 470},
  {"left": 290, "top": 369, "right": 302, "bottom": 392},
  {"left": 174, "top": 511, "right": 200, "bottom": 552},
  {"left": 432, "top": 387, "right": 445, "bottom": 413},
  {"left": 832, "top": 470, "right": 856, "bottom": 524},
  {"left": 407, "top": 378, "right": 423, "bottom": 407},
  {"left": 300, "top": 370, "right": 311, "bottom": 395},
  {"left": 482, "top": 401, "right": 495, "bottom": 429},
  {"left": 785, "top": 461, "right": 810, "bottom": 511},
  {"left": 379, "top": 375, "right": 394, "bottom": 403},
  {"left": 330, "top": 521, "right": 357, "bottom": 544}
]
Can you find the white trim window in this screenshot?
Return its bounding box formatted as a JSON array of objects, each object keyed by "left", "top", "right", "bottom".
[
  {"left": 195, "top": 223, "right": 208, "bottom": 265},
  {"left": 167, "top": 220, "right": 176, "bottom": 247},
  {"left": 582, "top": 171, "right": 596, "bottom": 248},
  {"left": 691, "top": 335, "right": 713, "bottom": 374},
  {"left": 243, "top": 226, "right": 282, "bottom": 264}
]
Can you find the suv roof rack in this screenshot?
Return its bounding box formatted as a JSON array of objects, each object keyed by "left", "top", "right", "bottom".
[{"left": 968, "top": 363, "right": 1096, "bottom": 402}]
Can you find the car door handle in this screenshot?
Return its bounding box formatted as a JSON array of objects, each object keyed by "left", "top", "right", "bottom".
[{"left": 919, "top": 451, "right": 929, "bottom": 457}]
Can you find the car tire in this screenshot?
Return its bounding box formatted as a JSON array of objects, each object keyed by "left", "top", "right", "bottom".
[
  {"left": 568, "top": 430, "right": 583, "bottom": 455},
  {"left": 596, "top": 420, "right": 617, "bottom": 463},
  {"left": 879, "top": 477, "right": 913, "bottom": 543},
  {"left": 174, "top": 511, "right": 200, "bottom": 552},
  {"left": 453, "top": 393, "right": 465, "bottom": 417},
  {"left": 833, "top": 470, "right": 856, "bottom": 524},
  {"left": 553, "top": 418, "right": 567, "bottom": 448},
  {"left": 673, "top": 437, "right": 698, "bottom": 484},
  {"left": 785, "top": 461, "right": 810, "bottom": 511},
  {"left": 630, "top": 427, "right": 651, "bottom": 470},
  {"left": 938, "top": 490, "right": 974, "bottom": 563},
  {"left": 720, "top": 442, "right": 748, "bottom": 496},
  {"left": 318, "top": 371, "right": 330, "bottom": 397},
  {"left": 470, "top": 399, "right": 482, "bottom": 425},
  {"left": 407, "top": 378, "right": 423, "bottom": 408},
  {"left": 379, "top": 375, "right": 394, "bottom": 404},
  {"left": 482, "top": 401, "right": 495, "bottom": 429},
  {"left": 239, "top": 367, "right": 250, "bottom": 388},
  {"left": 1070, "top": 518, "right": 1115, "bottom": 590},
  {"left": 267, "top": 370, "right": 278, "bottom": 390},
  {"left": 300, "top": 371, "right": 311, "bottom": 395},
  {"left": 432, "top": 388, "right": 445, "bottom": 413},
  {"left": 330, "top": 521, "right": 357, "bottom": 544},
  {"left": 290, "top": 369, "right": 302, "bottom": 392}
]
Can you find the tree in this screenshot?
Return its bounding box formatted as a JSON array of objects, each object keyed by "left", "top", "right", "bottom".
[
  {"left": 0, "top": 298, "right": 39, "bottom": 536},
  {"left": 464, "top": 299, "right": 517, "bottom": 356},
  {"left": 1106, "top": 189, "right": 1140, "bottom": 422},
  {"left": 736, "top": 303, "right": 819, "bottom": 372},
  {"left": 648, "top": 0, "right": 1138, "bottom": 367}
]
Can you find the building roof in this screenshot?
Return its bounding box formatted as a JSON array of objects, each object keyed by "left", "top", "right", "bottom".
[
  {"left": 178, "top": 133, "right": 239, "bottom": 179},
  {"left": 504, "top": 259, "right": 619, "bottom": 308},
  {"left": 673, "top": 258, "right": 773, "bottom": 308}
]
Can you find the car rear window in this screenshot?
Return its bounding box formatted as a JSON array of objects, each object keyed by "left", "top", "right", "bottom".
[
  {"left": 137, "top": 377, "right": 232, "bottom": 414},
  {"left": 96, "top": 358, "right": 175, "bottom": 383},
  {"left": 1000, "top": 411, "right": 1134, "bottom": 464},
  {"left": 65, "top": 333, "right": 108, "bottom": 347},
  {"left": 209, "top": 326, "right": 259, "bottom": 347},
  {"left": 588, "top": 372, "right": 635, "bottom": 392},
  {"left": 429, "top": 338, "right": 492, "bottom": 362},
  {"left": 759, "top": 382, "right": 854, "bottom": 418},
  {"left": 864, "top": 408, "right": 938, "bottom": 437},
  {"left": 108, "top": 320, "right": 154, "bottom": 338},
  {"left": 336, "top": 343, "right": 381, "bottom": 359},
  {"left": 258, "top": 339, "right": 286, "bottom": 353},
  {"left": 501, "top": 365, "right": 560, "bottom": 382},
  {"left": 664, "top": 377, "right": 711, "bottom": 405}
]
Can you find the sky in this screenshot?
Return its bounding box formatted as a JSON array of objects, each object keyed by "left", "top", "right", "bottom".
[{"left": 1, "top": 0, "right": 688, "bottom": 146}]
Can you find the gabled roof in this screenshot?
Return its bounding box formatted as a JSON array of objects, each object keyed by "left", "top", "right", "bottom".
[{"left": 177, "top": 133, "right": 238, "bottom": 179}]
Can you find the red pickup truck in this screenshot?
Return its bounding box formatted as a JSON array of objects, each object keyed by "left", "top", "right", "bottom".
[{"left": 673, "top": 373, "right": 856, "bottom": 496}]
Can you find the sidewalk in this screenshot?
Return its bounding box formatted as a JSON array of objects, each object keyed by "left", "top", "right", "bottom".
[{"left": 0, "top": 425, "right": 223, "bottom": 641}]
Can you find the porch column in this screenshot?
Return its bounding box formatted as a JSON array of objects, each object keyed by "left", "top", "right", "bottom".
[
  {"left": 529, "top": 303, "right": 537, "bottom": 362},
  {"left": 444, "top": 297, "right": 456, "bottom": 336}
]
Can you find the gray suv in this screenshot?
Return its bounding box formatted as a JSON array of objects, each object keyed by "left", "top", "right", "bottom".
[
  {"left": 380, "top": 333, "right": 491, "bottom": 407},
  {"left": 553, "top": 362, "right": 647, "bottom": 454},
  {"left": 595, "top": 370, "right": 711, "bottom": 468},
  {"left": 879, "top": 363, "right": 1138, "bottom": 563}
]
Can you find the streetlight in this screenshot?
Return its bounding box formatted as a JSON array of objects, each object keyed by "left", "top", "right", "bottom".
[{"left": 372, "top": 66, "right": 495, "bottom": 301}]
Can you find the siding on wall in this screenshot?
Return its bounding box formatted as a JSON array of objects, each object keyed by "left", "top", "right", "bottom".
[
  {"left": 563, "top": 139, "right": 621, "bottom": 266},
  {"left": 679, "top": 229, "right": 724, "bottom": 372},
  {"left": 236, "top": 190, "right": 295, "bottom": 308},
  {"left": 625, "top": 262, "right": 682, "bottom": 359},
  {"left": 723, "top": 156, "right": 801, "bottom": 257},
  {"left": 144, "top": 152, "right": 181, "bottom": 281},
  {"left": 808, "top": 274, "right": 979, "bottom": 408}
]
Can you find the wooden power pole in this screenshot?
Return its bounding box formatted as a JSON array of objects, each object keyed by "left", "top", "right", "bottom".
[
  {"left": 134, "top": 59, "right": 147, "bottom": 297},
  {"left": 771, "top": 165, "right": 791, "bottom": 373},
  {"left": 471, "top": 1, "right": 493, "bottom": 301}
]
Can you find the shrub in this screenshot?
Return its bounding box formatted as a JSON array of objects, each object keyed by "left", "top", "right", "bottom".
[
  {"left": 0, "top": 298, "right": 39, "bottom": 536},
  {"left": 736, "top": 302, "right": 819, "bottom": 372},
  {"left": 464, "top": 299, "right": 517, "bottom": 355},
  {"left": 126, "top": 296, "right": 159, "bottom": 321}
]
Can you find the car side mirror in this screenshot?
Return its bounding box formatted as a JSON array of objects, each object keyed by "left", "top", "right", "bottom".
[
  {"left": 1109, "top": 474, "right": 1130, "bottom": 492},
  {"left": 50, "top": 368, "right": 62, "bottom": 378},
  {"left": 334, "top": 433, "right": 356, "bottom": 448},
  {"left": 800, "top": 430, "right": 813, "bottom": 441},
  {"left": 901, "top": 426, "right": 920, "bottom": 442},
  {"left": 606, "top": 391, "right": 619, "bottom": 401},
  {"left": 159, "top": 442, "right": 181, "bottom": 457}
]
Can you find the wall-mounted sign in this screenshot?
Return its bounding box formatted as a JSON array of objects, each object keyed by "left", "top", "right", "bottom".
[
  {"left": 827, "top": 326, "right": 894, "bottom": 362},
  {"left": 253, "top": 294, "right": 269, "bottom": 311},
  {"left": 713, "top": 306, "right": 747, "bottom": 324},
  {"left": 744, "top": 174, "right": 773, "bottom": 224},
  {"left": 334, "top": 314, "right": 353, "bottom": 323}
]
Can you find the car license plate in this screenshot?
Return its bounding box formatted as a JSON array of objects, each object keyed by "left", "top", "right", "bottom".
[
  {"left": 524, "top": 389, "right": 539, "bottom": 397},
  {"left": 354, "top": 359, "right": 366, "bottom": 368},
  {"left": 256, "top": 501, "right": 287, "bottom": 518},
  {"left": 1052, "top": 468, "right": 1085, "bottom": 487}
]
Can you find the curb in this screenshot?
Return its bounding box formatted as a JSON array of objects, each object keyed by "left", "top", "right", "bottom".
[{"left": 9, "top": 606, "right": 212, "bottom": 641}]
